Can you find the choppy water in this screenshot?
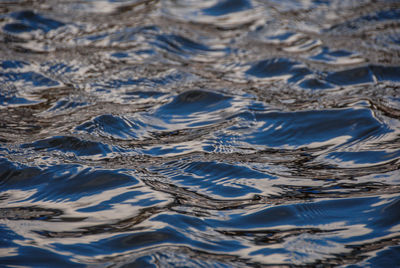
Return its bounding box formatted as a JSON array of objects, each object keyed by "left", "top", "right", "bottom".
[{"left": 1, "top": 0, "right": 400, "bottom": 267}]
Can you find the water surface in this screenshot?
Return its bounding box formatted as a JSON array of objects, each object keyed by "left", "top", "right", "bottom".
[{"left": 1, "top": 0, "right": 400, "bottom": 267}]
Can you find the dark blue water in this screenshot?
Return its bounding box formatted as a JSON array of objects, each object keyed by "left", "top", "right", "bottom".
[{"left": 1, "top": 0, "right": 400, "bottom": 267}]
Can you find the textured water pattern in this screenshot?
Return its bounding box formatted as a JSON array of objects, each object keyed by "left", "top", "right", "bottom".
[{"left": 1, "top": 0, "right": 400, "bottom": 267}]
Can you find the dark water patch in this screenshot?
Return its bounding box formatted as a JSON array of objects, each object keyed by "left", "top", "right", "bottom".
[
  {"left": 277, "top": 182, "right": 400, "bottom": 199},
  {"left": 0, "top": 245, "right": 84, "bottom": 268},
  {"left": 52, "top": 228, "right": 185, "bottom": 256},
  {"left": 80, "top": 25, "right": 229, "bottom": 61},
  {"left": 371, "top": 65, "right": 400, "bottom": 82},
  {"left": 112, "top": 247, "right": 261, "bottom": 268},
  {"left": 371, "top": 9, "right": 400, "bottom": 22},
  {"left": 244, "top": 58, "right": 400, "bottom": 87},
  {"left": 211, "top": 195, "right": 395, "bottom": 239},
  {"left": 159, "top": 90, "right": 231, "bottom": 116},
  {"left": 326, "top": 8, "right": 400, "bottom": 34},
  {"left": 120, "top": 255, "right": 156, "bottom": 268},
  {"left": 364, "top": 245, "right": 400, "bottom": 268},
  {"left": 224, "top": 107, "right": 390, "bottom": 149},
  {"left": 325, "top": 66, "right": 374, "bottom": 86},
  {"left": 47, "top": 99, "right": 88, "bottom": 114},
  {"left": 161, "top": 0, "right": 263, "bottom": 29},
  {"left": 0, "top": 225, "right": 25, "bottom": 249},
  {"left": 327, "top": 150, "right": 400, "bottom": 166},
  {"left": 100, "top": 228, "right": 184, "bottom": 252},
  {"left": 111, "top": 52, "right": 129, "bottom": 58},
  {"left": 355, "top": 8, "right": 400, "bottom": 24},
  {"left": 219, "top": 227, "right": 340, "bottom": 246},
  {"left": 155, "top": 34, "right": 217, "bottom": 53},
  {"left": 246, "top": 58, "right": 312, "bottom": 83},
  {"left": 143, "top": 89, "right": 245, "bottom": 129},
  {"left": 373, "top": 198, "right": 400, "bottom": 228},
  {"left": 152, "top": 160, "right": 271, "bottom": 198},
  {"left": 203, "top": 0, "right": 252, "bottom": 16},
  {"left": 299, "top": 78, "right": 333, "bottom": 90},
  {"left": 0, "top": 158, "right": 42, "bottom": 188},
  {"left": 387, "top": 31, "right": 400, "bottom": 47},
  {"left": 152, "top": 34, "right": 230, "bottom": 60},
  {"left": 0, "top": 92, "right": 39, "bottom": 107},
  {"left": 33, "top": 167, "right": 137, "bottom": 202},
  {"left": 76, "top": 114, "right": 145, "bottom": 140},
  {"left": 22, "top": 136, "right": 114, "bottom": 156},
  {"left": 309, "top": 47, "right": 364, "bottom": 65},
  {"left": 3, "top": 10, "right": 65, "bottom": 34},
  {"left": 0, "top": 60, "right": 28, "bottom": 70},
  {"left": 76, "top": 113, "right": 168, "bottom": 141},
  {"left": 1, "top": 163, "right": 138, "bottom": 202},
  {"left": 313, "top": 48, "right": 352, "bottom": 58},
  {"left": 57, "top": 226, "right": 244, "bottom": 257},
  {"left": 325, "top": 65, "right": 400, "bottom": 86},
  {"left": 0, "top": 71, "right": 60, "bottom": 88}
]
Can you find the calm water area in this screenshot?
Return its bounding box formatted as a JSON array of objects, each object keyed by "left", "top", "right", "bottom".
[{"left": 1, "top": 0, "right": 400, "bottom": 267}]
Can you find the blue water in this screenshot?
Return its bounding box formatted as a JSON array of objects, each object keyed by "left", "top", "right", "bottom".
[{"left": 0, "top": 0, "right": 400, "bottom": 267}]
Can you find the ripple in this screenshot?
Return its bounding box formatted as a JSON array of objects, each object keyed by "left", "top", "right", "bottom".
[
  {"left": 326, "top": 150, "right": 400, "bottom": 167},
  {"left": 326, "top": 66, "right": 374, "bottom": 86},
  {"left": 153, "top": 34, "right": 230, "bottom": 60},
  {"left": 76, "top": 90, "right": 245, "bottom": 144},
  {"left": 76, "top": 114, "right": 144, "bottom": 140},
  {"left": 46, "top": 98, "right": 88, "bottom": 115},
  {"left": 89, "top": 68, "right": 194, "bottom": 103},
  {"left": 0, "top": 206, "right": 62, "bottom": 221},
  {"left": 77, "top": 25, "right": 229, "bottom": 62},
  {"left": 326, "top": 65, "right": 400, "bottom": 86},
  {"left": 371, "top": 65, "right": 400, "bottom": 82},
  {"left": 237, "top": 57, "right": 400, "bottom": 88},
  {"left": 309, "top": 47, "right": 365, "bottom": 65},
  {"left": 327, "top": 8, "right": 400, "bottom": 34},
  {"left": 219, "top": 106, "right": 391, "bottom": 149},
  {"left": 0, "top": 60, "right": 62, "bottom": 107},
  {"left": 3, "top": 10, "right": 65, "bottom": 34},
  {"left": 202, "top": 0, "right": 252, "bottom": 16},
  {"left": 246, "top": 58, "right": 312, "bottom": 83},
  {"left": 21, "top": 136, "right": 116, "bottom": 157},
  {"left": 152, "top": 160, "right": 272, "bottom": 199},
  {"left": 0, "top": 244, "right": 84, "bottom": 268},
  {"left": 0, "top": 60, "right": 60, "bottom": 89},
  {"left": 161, "top": 0, "right": 265, "bottom": 29},
  {"left": 157, "top": 90, "right": 232, "bottom": 119}
]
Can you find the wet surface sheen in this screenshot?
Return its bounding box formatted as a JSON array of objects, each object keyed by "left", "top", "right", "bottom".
[{"left": 1, "top": 0, "right": 400, "bottom": 267}]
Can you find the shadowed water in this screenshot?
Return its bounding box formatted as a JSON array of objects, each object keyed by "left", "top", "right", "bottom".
[{"left": 1, "top": 0, "right": 400, "bottom": 267}]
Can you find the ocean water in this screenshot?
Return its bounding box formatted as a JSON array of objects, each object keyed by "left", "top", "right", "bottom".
[{"left": 1, "top": 0, "right": 400, "bottom": 267}]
